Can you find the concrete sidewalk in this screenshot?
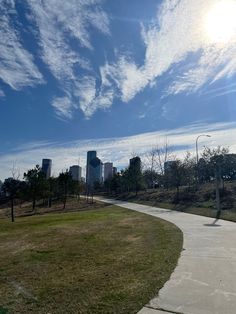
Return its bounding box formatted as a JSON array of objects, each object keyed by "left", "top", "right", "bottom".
[{"left": 96, "top": 197, "right": 236, "bottom": 314}]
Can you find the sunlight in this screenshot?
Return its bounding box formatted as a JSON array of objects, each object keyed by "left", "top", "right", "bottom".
[{"left": 205, "top": 1, "right": 236, "bottom": 43}]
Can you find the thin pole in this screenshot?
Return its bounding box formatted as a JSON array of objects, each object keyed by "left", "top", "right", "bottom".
[{"left": 215, "top": 165, "right": 221, "bottom": 220}]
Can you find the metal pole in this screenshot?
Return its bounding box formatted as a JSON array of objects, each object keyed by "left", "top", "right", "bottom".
[
  {"left": 196, "top": 137, "right": 199, "bottom": 165},
  {"left": 215, "top": 165, "right": 221, "bottom": 220}
]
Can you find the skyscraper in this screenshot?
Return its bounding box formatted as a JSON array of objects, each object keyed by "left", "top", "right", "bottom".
[
  {"left": 164, "top": 161, "right": 177, "bottom": 174},
  {"left": 113, "top": 167, "right": 117, "bottom": 175},
  {"left": 86, "top": 151, "right": 103, "bottom": 189},
  {"left": 129, "top": 156, "right": 141, "bottom": 172},
  {"left": 42, "top": 159, "right": 52, "bottom": 179},
  {"left": 104, "top": 162, "right": 113, "bottom": 181},
  {"left": 69, "top": 165, "right": 82, "bottom": 181},
  {"left": 86, "top": 151, "right": 97, "bottom": 185}
]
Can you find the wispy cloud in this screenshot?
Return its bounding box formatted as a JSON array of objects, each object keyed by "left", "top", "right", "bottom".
[
  {"left": 26, "top": 0, "right": 110, "bottom": 119},
  {"left": 0, "top": 89, "right": 5, "bottom": 97},
  {"left": 2, "top": 0, "right": 236, "bottom": 119},
  {"left": 0, "top": 0, "right": 44, "bottom": 90},
  {"left": 200, "top": 82, "right": 236, "bottom": 99},
  {"left": 73, "top": 76, "right": 115, "bottom": 118},
  {"left": 104, "top": 0, "right": 236, "bottom": 103},
  {"left": 1, "top": 121, "right": 236, "bottom": 181},
  {"left": 51, "top": 96, "right": 74, "bottom": 120}
]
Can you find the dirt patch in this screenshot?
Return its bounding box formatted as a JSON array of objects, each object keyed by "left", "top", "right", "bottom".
[
  {"left": 118, "top": 217, "right": 143, "bottom": 226},
  {"left": 1, "top": 239, "right": 36, "bottom": 255},
  {"left": 126, "top": 234, "right": 141, "bottom": 242},
  {"left": 10, "top": 280, "right": 37, "bottom": 301}
]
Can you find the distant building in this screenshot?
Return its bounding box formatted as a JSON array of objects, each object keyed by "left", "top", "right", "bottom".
[
  {"left": 0, "top": 180, "right": 3, "bottom": 194},
  {"left": 42, "top": 159, "right": 52, "bottom": 179},
  {"left": 104, "top": 162, "right": 113, "bottom": 181},
  {"left": 113, "top": 167, "right": 117, "bottom": 175},
  {"left": 164, "top": 161, "right": 177, "bottom": 174},
  {"left": 69, "top": 165, "right": 82, "bottom": 181},
  {"left": 86, "top": 151, "right": 103, "bottom": 189},
  {"left": 86, "top": 151, "right": 96, "bottom": 185},
  {"left": 86, "top": 151, "right": 96, "bottom": 184},
  {"left": 129, "top": 156, "right": 141, "bottom": 172}
]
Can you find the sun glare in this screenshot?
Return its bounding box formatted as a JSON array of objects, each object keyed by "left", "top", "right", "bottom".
[{"left": 205, "top": 1, "right": 236, "bottom": 43}]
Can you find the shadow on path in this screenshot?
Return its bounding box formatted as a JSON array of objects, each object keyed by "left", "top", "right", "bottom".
[{"left": 204, "top": 218, "right": 221, "bottom": 227}]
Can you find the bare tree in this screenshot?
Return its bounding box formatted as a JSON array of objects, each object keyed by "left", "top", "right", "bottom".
[
  {"left": 143, "top": 138, "right": 173, "bottom": 189},
  {"left": 2, "top": 163, "right": 21, "bottom": 222},
  {"left": 11, "top": 161, "right": 21, "bottom": 180},
  {"left": 155, "top": 138, "right": 173, "bottom": 175}
]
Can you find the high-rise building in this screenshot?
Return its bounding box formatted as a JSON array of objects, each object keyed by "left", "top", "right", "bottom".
[
  {"left": 104, "top": 162, "right": 113, "bottom": 181},
  {"left": 86, "top": 151, "right": 97, "bottom": 185},
  {"left": 113, "top": 167, "right": 117, "bottom": 175},
  {"left": 69, "top": 165, "right": 82, "bottom": 181},
  {"left": 86, "top": 151, "right": 103, "bottom": 188},
  {"left": 129, "top": 156, "right": 141, "bottom": 172},
  {"left": 42, "top": 159, "right": 52, "bottom": 179},
  {"left": 164, "top": 161, "right": 177, "bottom": 174},
  {"left": 0, "top": 180, "right": 3, "bottom": 194}
]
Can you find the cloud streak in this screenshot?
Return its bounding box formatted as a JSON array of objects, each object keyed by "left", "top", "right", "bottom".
[
  {"left": 1, "top": 0, "right": 236, "bottom": 118},
  {"left": 27, "top": 0, "right": 110, "bottom": 119},
  {"left": 0, "top": 0, "right": 44, "bottom": 91},
  {"left": 104, "top": 0, "right": 236, "bottom": 103}
]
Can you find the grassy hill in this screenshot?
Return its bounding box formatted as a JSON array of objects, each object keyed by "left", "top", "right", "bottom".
[{"left": 115, "top": 181, "right": 236, "bottom": 222}]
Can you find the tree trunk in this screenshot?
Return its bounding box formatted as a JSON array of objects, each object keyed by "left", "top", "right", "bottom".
[
  {"left": 32, "top": 197, "right": 36, "bottom": 212},
  {"left": 63, "top": 195, "right": 67, "bottom": 210},
  {"left": 176, "top": 186, "right": 180, "bottom": 203},
  {"left": 11, "top": 198, "right": 14, "bottom": 222},
  {"left": 48, "top": 197, "right": 52, "bottom": 208}
]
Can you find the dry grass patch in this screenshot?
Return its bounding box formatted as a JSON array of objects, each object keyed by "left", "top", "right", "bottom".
[{"left": 0, "top": 205, "right": 182, "bottom": 314}]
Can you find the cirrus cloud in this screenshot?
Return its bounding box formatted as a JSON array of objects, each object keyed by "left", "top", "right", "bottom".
[{"left": 104, "top": 0, "right": 236, "bottom": 103}]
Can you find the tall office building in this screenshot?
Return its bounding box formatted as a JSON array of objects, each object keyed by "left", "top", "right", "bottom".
[
  {"left": 86, "top": 151, "right": 103, "bottom": 188},
  {"left": 129, "top": 156, "right": 141, "bottom": 172},
  {"left": 164, "top": 161, "right": 177, "bottom": 174},
  {"left": 69, "top": 165, "right": 82, "bottom": 181},
  {"left": 104, "top": 162, "right": 113, "bottom": 181},
  {"left": 42, "top": 159, "right": 52, "bottom": 179},
  {"left": 113, "top": 167, "right": 117, "bottom": 175},
  {"left": 86, "top": 151, "right": 97, "bottom": 184}
]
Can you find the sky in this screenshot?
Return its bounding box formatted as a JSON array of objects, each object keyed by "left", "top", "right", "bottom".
[{"left": 1, "top": 0, "right": 236, "bottom": 180}]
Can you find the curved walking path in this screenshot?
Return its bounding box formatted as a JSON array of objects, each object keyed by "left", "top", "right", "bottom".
[{"left": 96, "top": 197, "right": 236, "bottom": 314}]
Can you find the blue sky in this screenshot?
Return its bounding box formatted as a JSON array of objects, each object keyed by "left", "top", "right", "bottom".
[{"left": 1, "top": 0, "right": 236, "bottom": 180}]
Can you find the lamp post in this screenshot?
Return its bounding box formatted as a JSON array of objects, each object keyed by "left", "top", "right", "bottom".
[{"left": 196, "top": 134, "right": 211, "bottom": 182}]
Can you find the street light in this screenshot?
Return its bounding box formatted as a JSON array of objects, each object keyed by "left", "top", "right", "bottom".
[{"left": 196, "top": 134, "right": 211, "bottom": 165}]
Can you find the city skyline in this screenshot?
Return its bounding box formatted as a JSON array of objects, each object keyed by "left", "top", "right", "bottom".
[
  {"left": 1, "top": 121, "right": 236, "bottom": 181},
  {"left": 1, "top": 1, "right": 236, "bottom": 180}
]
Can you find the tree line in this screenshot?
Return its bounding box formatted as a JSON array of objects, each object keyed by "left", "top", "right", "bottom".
[
  {"left": 0, "top": 166, "right": 85, "bottom": 222},
  {"left": 103, "top": 146, "right": 236, "bottom": 200},
  {"left": 1, "top": 145, "right": 236, "bottom": 222}
]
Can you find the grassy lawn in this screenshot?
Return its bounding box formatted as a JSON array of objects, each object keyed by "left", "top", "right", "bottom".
[
  {"left": 0, "top": 198, "right": 106, "bottom": 219},
  {"left": 0, "top": 205, "right": 182, "bottom": 314}
]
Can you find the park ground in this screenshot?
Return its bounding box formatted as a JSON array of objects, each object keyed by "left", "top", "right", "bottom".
[{"left": 0, "top": 200, "right": 182, "bottom": 314}]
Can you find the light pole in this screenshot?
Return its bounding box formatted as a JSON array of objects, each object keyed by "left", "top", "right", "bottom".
[
  {"left": 196, "top": 134, "right": 211, "bottom": 164},
  {"left": 196, "top": 134, "right": 211, "bottom": 182}
]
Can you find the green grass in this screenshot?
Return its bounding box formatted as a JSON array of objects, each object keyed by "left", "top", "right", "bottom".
[{"left": 0, "top": 205, "right": 183, "bottom": 314}]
